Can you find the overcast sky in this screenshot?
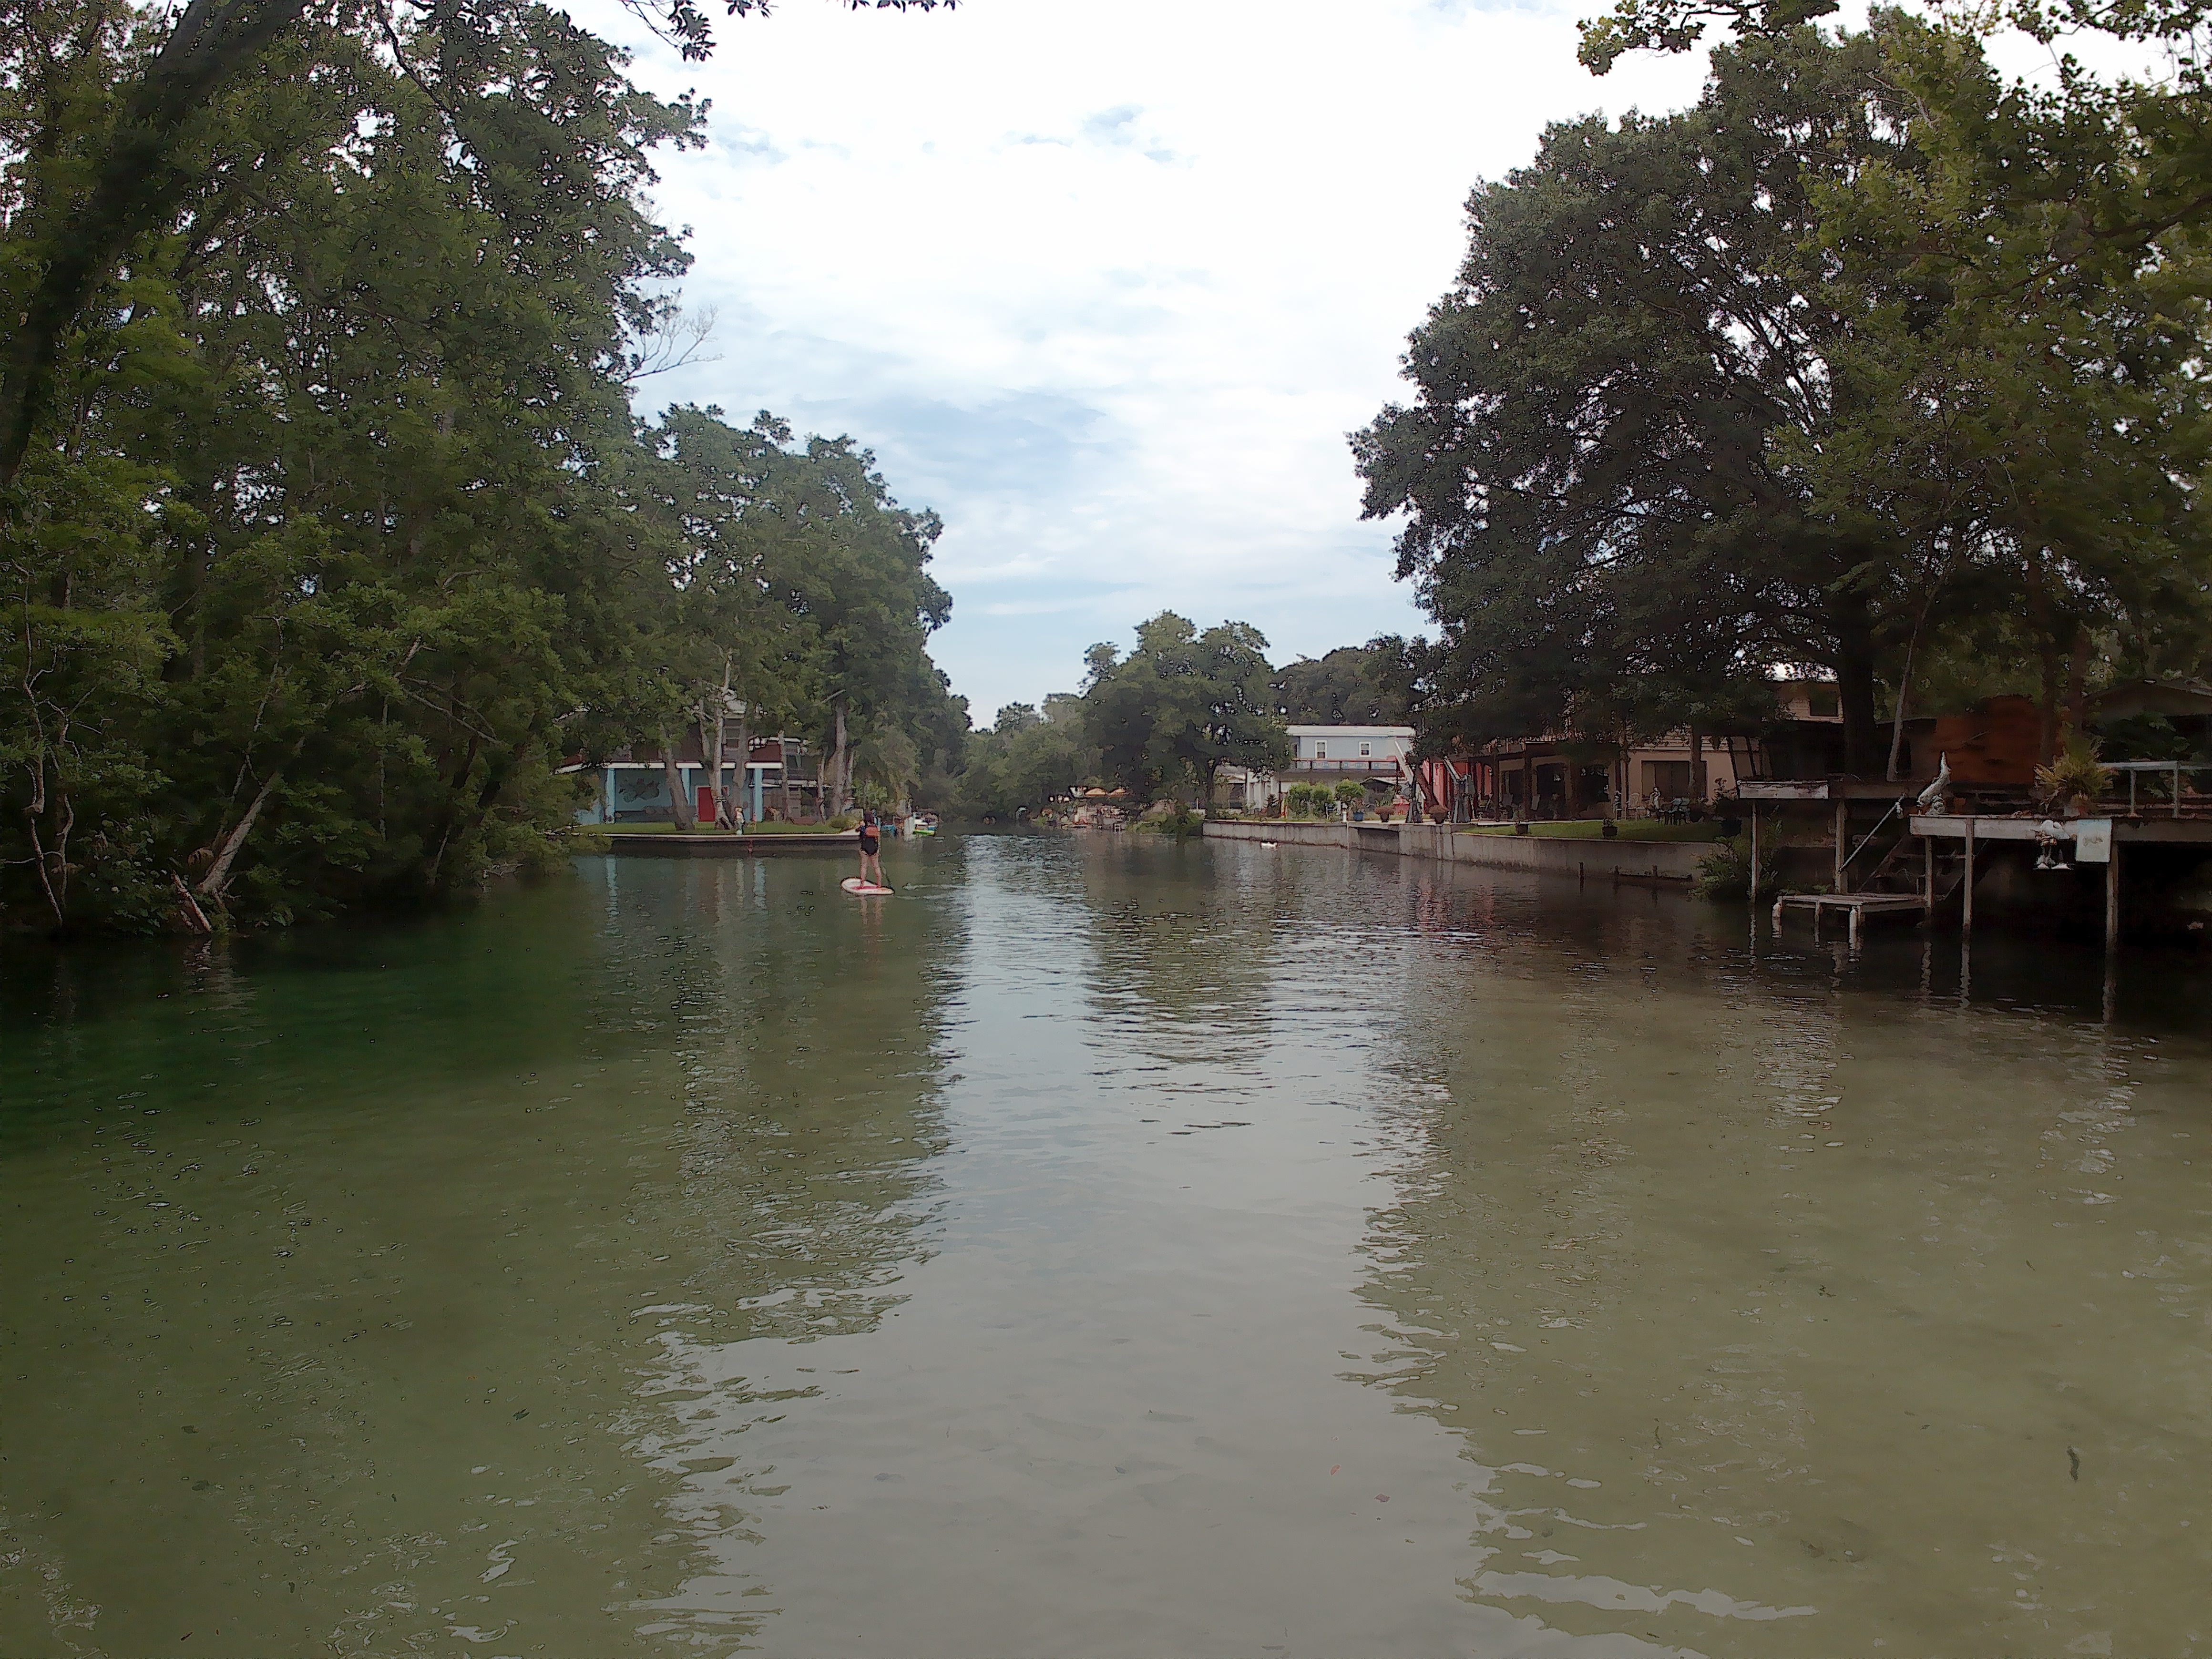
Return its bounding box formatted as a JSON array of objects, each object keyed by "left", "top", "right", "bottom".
[{"left": 576, "top": 0, "right": 1717, "bottom": 722}]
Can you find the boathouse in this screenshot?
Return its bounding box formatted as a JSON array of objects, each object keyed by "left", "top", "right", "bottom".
[{"left": 561, "top": 736, "right": 824, "bottom": 825}]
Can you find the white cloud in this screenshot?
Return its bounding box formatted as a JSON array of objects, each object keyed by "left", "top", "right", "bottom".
[{"left": 580, "top": 0, "right": 1715, "bottom": 719}]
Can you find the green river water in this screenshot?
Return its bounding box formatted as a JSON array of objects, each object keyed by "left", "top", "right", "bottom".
[{"left": 3, "top": 834, "right": 2208, "bottom": 1658}]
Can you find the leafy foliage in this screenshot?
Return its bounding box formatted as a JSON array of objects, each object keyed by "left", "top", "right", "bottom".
[
  {"left": 1, "top": 0, "right": 958, "bottom": 931},
  {"left": 1272, "top": 644, "right": 1409, "bottom": 725},
  {"left": 1080, "top": 613, "right": 1291, "bottom": 804},
  {"left": 1356, "top": 20, "right": 2212, "bottom": 772}
]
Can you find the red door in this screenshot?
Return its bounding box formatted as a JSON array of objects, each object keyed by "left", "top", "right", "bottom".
[{"left": 696, "top": 786, "right": 717, "bottom": 823}]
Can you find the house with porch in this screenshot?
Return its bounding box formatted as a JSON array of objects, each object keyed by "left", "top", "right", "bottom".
[
  {"left": 1407, "top": 678, "right": 1844, "bottom": 821},
  {"left": 562, "top": 735, "right": 823, "bottom": 825},
  {"left": 1218, "top": 725, "right": 1415, "bottom": 812}
]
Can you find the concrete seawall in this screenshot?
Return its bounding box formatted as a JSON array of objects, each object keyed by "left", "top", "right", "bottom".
[{"left": 1203, "top": 819, "right": 1711, "bottom": 883}]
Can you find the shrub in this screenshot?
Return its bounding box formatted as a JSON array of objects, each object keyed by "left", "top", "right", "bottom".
[
  {"left": 2035, "top": 731, "right": 2115, "bottom": 805},
  {"left": 1139, "top": 806, "right": 1204, "bottom": 839},
  {"left": 1332, "top": 781, "right": 1365, "bottom": 809},
  {"left": 1695, "top": 835, "right": 1751, "bottom": 899}
]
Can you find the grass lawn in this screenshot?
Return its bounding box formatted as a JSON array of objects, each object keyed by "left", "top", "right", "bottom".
[{"left": 1457, "top": 819, "right": 1725, "bottom": 842}]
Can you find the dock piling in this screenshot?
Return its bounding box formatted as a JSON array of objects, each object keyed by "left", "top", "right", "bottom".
[
  {"left": 2106, "top": 844, "right": 2122, "bottom": 952},
  {"left": 1963, "top": 819, "right": 1975, "bottom": 935}
]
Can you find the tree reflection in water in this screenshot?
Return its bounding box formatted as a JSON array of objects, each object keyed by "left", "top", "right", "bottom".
[{"left": 0, "top": 853, "right": 958, "bottom": 1657}]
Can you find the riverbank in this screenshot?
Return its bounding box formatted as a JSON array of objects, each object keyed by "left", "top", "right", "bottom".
[
  {"left": 1204, "top": 817, "right": 1711, "bottom": 882},
  {"left": 585, "top": 827, "right": 860, "bottom": 857}
]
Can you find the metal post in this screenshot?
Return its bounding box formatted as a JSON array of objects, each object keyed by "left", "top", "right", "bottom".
[
  {"left": 1923, "top": 834, "right": 1934, "bottom": 912},
  {"left": 2106, "top": 841, "right": 2122, "bottom": 952},
  {"left": 1833, "top": 799, "right": 1849, "bottom": 894},
  {"left": 1962, "top": 818, "right": 1975, "bottom": 936},
  {"left": 1749, "top": 806, "right": 1760, "bottom": 910}
]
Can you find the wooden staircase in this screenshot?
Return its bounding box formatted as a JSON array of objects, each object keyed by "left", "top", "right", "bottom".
[
  {"left": 1773, "top": 829, "right": 1970, "bottom": 949},
  {"left": 1855, "top": 834, "right": 1968, "bottom": 908}
]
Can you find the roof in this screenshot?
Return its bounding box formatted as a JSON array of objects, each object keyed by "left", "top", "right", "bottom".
[
  {"left": 1285, "top": 725, "right": 1414, "bottom": 737},
  {"left": 2093, "top": 678, "right": 2212, "bottom": 721}
]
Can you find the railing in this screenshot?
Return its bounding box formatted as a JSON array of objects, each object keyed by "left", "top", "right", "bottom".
[
  {"left": 1285, "top": 757, "right": 1409, "bottom": 772},
  {"left": 2107, "top": 759, "right": 2212, "bottom": 818}
]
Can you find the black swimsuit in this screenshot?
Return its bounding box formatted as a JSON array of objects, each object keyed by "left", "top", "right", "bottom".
[{"left": 859, "top": 827, "right": 880, "bottom": 855}]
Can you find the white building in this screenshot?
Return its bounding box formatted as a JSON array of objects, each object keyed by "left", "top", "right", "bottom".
[{"left": 1218, "top": 725, "right": 1415, "bottom": 812}]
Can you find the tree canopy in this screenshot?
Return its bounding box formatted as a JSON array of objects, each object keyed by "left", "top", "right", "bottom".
[
  {"left": 1355, "top": 17, "right": 2212, "bottom": 771},
  {"left": 1, "top": 0, "right": 959, "bottom": 931},
  {"left": 1272, "top": 644, "right": 1410, "bottom": 726},
  {"left": 930, "top": 614, "right": 1301, "bottom": 818}
]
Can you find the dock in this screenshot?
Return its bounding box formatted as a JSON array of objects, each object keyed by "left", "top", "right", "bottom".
[
  {"left": 1908, "top": 813, "right": 2212, "bottom": 946},
  {"left": 1771, "top": 891, "right": 1928, "bottom": 947},
  {"left": 599, "top": 830, "right": 858, "bottom": 857}
]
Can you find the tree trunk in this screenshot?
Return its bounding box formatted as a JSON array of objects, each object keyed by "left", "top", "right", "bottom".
[
  {"left": 696, "top": 695, "right": 729, "bottom": 829},
  {"left": 1830, "top": 582, "right": 1881, "bottom": 778},
  {"left": 198, "top": 765, "right": 281, "bottom": 900},
  {"left": 2036, "top": 643, "right": 2063, "bottom": 766},
  {"left": 1885, "top": 612, "right": 1931, "bottom": 782},
  {"left": 23, "top": 758, "right": 74, "bottom": 932},
  {"left": 729, "top": 707, "right": 751, "bottom": 827},
  {"left": 2018, "top": 547, "right": 2066, "bottom": 763},
  {"left": 1687, "top": 726, "right": 1706, "bottom": 803},
  {"left": 658, "top": 731, "right": 695, "bottom": 830},
  {"left": 2061, "top": 625, "right": 2093, "bottom": 751},
  {"left": 827, "top": 703, "right": 850, "bottom": 817},
  {"left": 171, "top": 873, "right": 213, "bottom": 935}
]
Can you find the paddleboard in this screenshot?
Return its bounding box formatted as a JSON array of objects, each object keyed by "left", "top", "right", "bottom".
[{"left": 841, "top": 878, "right": 894, "bottom": 896}]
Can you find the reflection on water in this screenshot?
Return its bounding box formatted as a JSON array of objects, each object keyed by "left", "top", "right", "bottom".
[
  {"left": 2, "top": 835, "right": 2206, "bottom": 1657},
  {"left": 1, "top": 853, "right": 958, "bottom": 1655},
  {"left": 1372, "top": 862, "right": 2211, "bottom": 1655}
]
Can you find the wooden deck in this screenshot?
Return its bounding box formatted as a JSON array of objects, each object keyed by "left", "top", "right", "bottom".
[{"left": 1772, "top": 891, "right": 1929, "bottom": 948}]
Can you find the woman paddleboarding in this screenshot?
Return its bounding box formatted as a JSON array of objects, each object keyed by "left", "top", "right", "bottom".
[{"left": 854, "top": 809, "right": 887, "bottom": 891}]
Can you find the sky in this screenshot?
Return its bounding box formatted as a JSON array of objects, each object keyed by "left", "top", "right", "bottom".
[{"left": 574, "top": 0, "right": 1716, "bottom": 722}]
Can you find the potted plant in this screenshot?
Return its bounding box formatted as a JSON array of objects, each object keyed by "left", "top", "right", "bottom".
[{"left": 2035, "top": 732, "right": 2115, "bottom": 819}]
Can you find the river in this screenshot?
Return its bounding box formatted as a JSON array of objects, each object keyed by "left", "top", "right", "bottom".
[{"left": 3, "top": 834, "right": 2207, "bottom": 1657}]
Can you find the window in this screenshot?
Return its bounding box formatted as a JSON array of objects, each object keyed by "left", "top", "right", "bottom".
[
  {"left": 1805, "top": 685, "right": 1839, "bottom": 717},
  {"left": 1314, "top": 741, "right": 1328, "bottom": 759},
  {"left": 1359, "top": 742, "right": 1372, "bottom": 757}
]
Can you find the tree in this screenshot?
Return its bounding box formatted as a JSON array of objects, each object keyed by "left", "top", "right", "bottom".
[
  {"left": 0, "top": 0, "right": 952, "bottom": 488},
  {"left": 1271, "top": 643, "right": 1410, "bottom": 725},
  {"left": 768, "top": 433, "right": 952, "bottom": 815},
  {"left": 1080, "top": 613, "right": 1290, "bottom": 803},
  {"left": 1354, "top": 31, "right": 1939, "bottom": 771},
  {"left": 1774, "top": 15, "right": 2212, "bottom": 758},
  {"left": 2, "top": 0, "right": 972, "bottom": 928}
]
